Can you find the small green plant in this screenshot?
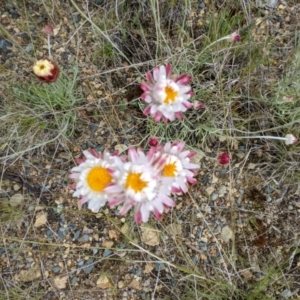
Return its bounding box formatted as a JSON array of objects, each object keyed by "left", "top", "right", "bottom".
[{"left": 0, "top": 66, "right": 83, "bottom": 161}]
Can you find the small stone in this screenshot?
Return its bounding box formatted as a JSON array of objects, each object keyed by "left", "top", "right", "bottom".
[
  {"left": 103, "top": 249, "right": 113, "bottom": 257},
  {"left": 34, "top": 212, "right": 48, "bottom": 227},
  {"left": 81, "top": 234, "right": 90, "bottom": 242},
  {"left": 218, "top": 185, "right": 227, "bottom": 197},
  {"left": 53, "top": 275, "right": 68, "bottom": 289},
  {"left": 25, "top": 43, "right": 34, "bottom": 53},
  {"left": 211, "top": 192, "right": 218, "bottom": 201},
  {"left": 108, "top": 229, "right": 119, "bottom": 240},
  {"left": 118, "top": 280, "right": 125, "bottom": 288},
  {"left": 52, "top": 266, "right": 61, "bottom": 273},
  {"left": 205, "top": 186, "right": 215, "bottom": 196},
  {"left": 13, "top": 184, "right": 21, "bottom": 191},
  {"left": 155, "top": 262, "right": 166, "bottom": 271},
  {"left": 129, "top": 278, "right": 142, "bottom": 290},
  {"left": 221, "top": 226, "right": 234, "bottom": 243},
  {"left": 71, "top": 277, "right": 78, "bottom": 285},
  {"left": 73, "top": 230, "right": 81, "bottom": 241},
  {"left": 102, "top": 240, "right": 114, "bottom": 248},
  {"left": 144, "top": 263, "right": 154, "bottom": 274},
  {"left": 0, "top": 39, "right": 13, "bottom": 54},
  {"left": 121, "top": 223, "right": 129, "bottom": 235},
  {"left": 211, "top": 174, "right": 218, "bottom": 184},
  {"left": 10, "top": 193, "right": 23, "bottom": 206},
  {"left": 141, "top": 227, "right": 160, "bottom": 246},
  {"left": 82, "top": 259, "right": 94, "bottom": 274},
  {"left": 97, "top": 274, "right": 113, "bottom": 289}
]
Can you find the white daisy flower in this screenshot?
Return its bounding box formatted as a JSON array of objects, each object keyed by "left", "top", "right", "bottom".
[
  {"left": 106, "top": 148, "right": 175, "bottom": 224},
  {"left": 69, "top": 149, "right": 115, "bottom": 213},
  {"left": 141, "top": 64, "right": 193, "bottom": 122},
  {"left": 158, "top": 141, "right": 200, "bottom": 194}
]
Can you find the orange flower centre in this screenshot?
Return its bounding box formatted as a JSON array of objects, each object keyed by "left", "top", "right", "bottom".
[
  {"left": 87, "top": 167, "right": 112, "bottom": 192},
  {"left": 125, "top": 172, "right": 148, "bottom": 192},
  {"left": 163, "top": 85, "right": 178, "bottom": 104},
  {"left": 163, "top": 162, "right": 177, "bottom": 177}
]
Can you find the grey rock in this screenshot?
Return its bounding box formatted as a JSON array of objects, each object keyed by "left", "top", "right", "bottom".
[
  {"left": 0, "top": 39, "right": 13, "bottom": 54},
  {"left": 155, "top": 263, "right": 166, "bottom": 271},
  {"left": 82, "top": 259, "right": 94, "bottom": 274},
  {"left": 52, "top": 266, "right": 61, "bottom": 273},
  {"left": 25, "top": 43, "right": 34, "bottom": 53},
  {"left": 103, "top": 249, "right": 113, "bottom": 257}
]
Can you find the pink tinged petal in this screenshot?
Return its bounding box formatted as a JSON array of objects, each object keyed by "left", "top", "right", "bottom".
[
  {"left": 144, "top": 95, "right": 153, "bottom": 103},
  {"left": 185, "top": 162, "right": 200, "bottom": 169},
  {"left": 176, "top": 74, "right": 192, "bottom": 85},
  {"left": 163, "top": 204, "right": 170, "bottom": 213},
  {"left": 128, "top": 147, "right": 139, "bottom": 162},
  {"left": 162, "top": 116, "right": 169, "bottom": 123},
  {"left": 187, "top": 177, "right": 197, "bottom": 184},
  {"left": 161, "top": 194, "right": 176, "bottom": 207},
  {"left": 89, "top": 148, "right": 100, "bottom": 158},
  {"left": 140, "top": 204, "right": 150, "bottom": 223},
  {"left": 153, "top": 66, "right": 159, "bottom": 81},
  {"left": 119, "top": 201, "right": 134, "bottom": 216},
  {"left": 175, "top": 141, "right": 185, "bottom": 152},
  {"left": 187, "top": 151, "right": 196, "bottom": 159},
  {"left": 153, "top": 208, "right": 162, "bottom": 220},
  {"left": 134, "top": 209, "right": 142, "bottom": 224},
  {"left": 140, "top": 83, "right": 151, "bottom": 92},
  {"left": 79, "top": 197, "right": 88, "bottom": 205},
  {"left": 154, "top": 112, "right": 163, "bottom": 123},
  {"left": 69, "top": 173, "right": 79, "bottom": 179},
  {"left": 159, "top": 65, "right": 166, "bottom": 78},
  {"left": 108, "top": 197, "right": 125, "bottom": 207},
  {"left": 76, "top": 158, "right": 85, "bottom": 164},
  {"left": 105, "top": 185, "right": 124, "bottom": 194},
  {"left": 69, "top": 183, "right": 77, "bottom": 190},
  {"left": 175, "top": 112, "right": 183, "bottom": 120},
  {"left": 153, "top": 198, "right": 164, "bottom": 213},
  {"left": 112, "top": 150, "right": 119, "bottom": 156},
  {"left": 143, "top": 106, "right": 151, "bottom": 116},
  {"left": 146, "top": 71, "right": 154, "bottom": 84},
  {"left": 165, "top": 63, "right": 172, "bottom": 77},
  {"left": 183, "top": 101, "right": 193, "bottom": 108},
  {"left": 171, "top": 187, "right": 182, "bottom": 195}
]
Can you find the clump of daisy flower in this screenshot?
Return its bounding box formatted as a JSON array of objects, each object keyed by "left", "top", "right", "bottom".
[
  {"left": 70, "top": 141, "right": 200, "bottom": 224},
  {"left": 69, "top": 149, "right": 115, "bottom": 213},
  {"left": 33, "top": 59, "right": 60, "bottom": 83},
  {"left": 106, "top": 147, "right": 175, "bottom": 224},
  {"left": 140, "top": 64, "right": 193, "bottom": 122}
]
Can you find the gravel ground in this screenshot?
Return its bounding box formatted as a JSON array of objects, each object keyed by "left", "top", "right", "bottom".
[{"left": 1, "top": 1, "right": 300, "bottom": 299}]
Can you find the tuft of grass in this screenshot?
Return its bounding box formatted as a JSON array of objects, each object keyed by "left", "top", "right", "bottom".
[{"left": 0, "top": 66, "right": 83, "bottom": 161}]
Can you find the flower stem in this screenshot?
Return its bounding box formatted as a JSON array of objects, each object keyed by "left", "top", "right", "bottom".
[{"left": 47, "top": 35, "right": 51, "bottom": 58}]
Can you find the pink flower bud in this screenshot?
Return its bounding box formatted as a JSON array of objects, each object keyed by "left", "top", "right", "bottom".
[
  {"left": 148, "top": 137, "right": 159, "bottom": 147},
  {"left": 218, "top": 153, "right": 230, "bottom": 165},
  {"left": 193, "top": 101, "right": 205, "bottom": 110},
  {"left": 285, "top": 134, "right": 297, "bottom": 145},
  {"left": 228, "top": 32, "right": 241, "bottom": 43},
  {"left": 283, "top": 95, "right": 293, "bottom": 102},
  {"left": 43, "top": 25, "right": 54, "bottom": 35}
]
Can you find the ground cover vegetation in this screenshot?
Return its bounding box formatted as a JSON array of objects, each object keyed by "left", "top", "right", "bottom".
[{"left": 1, "top": 0, "right": 300, "bottom": 299}]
